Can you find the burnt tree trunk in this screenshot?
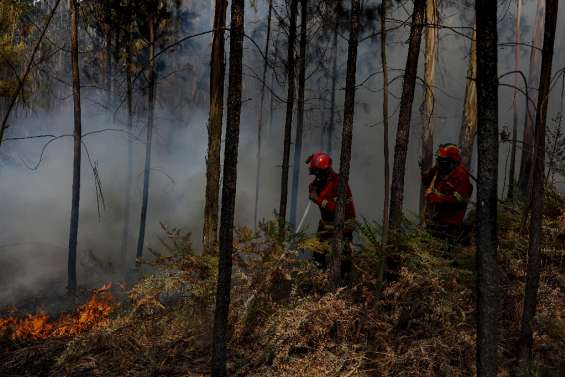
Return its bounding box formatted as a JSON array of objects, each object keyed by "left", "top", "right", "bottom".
[
  {"left": 517, "top": 0, "right": 558, "bottom": 363},
  {"left": 135, "top": 14, "right": 156, "bottom": 263},
  {"left": 67, "top": 0, "right": 82, "bottom": 291},
  {"left": 278, "top": 0, "right": 299, "bottom": 241},
  {"left": 290, "top": 0, "right": 308, "bottom": 227},
  {"left": 458, "top": 30, "right": 477, "bottom": 169},
  {"left": 327, "top": 7, "right": 339, "bottom": 154},
  {"left": 517, "top": 0, "right": 545, "bottom": 200},
  {"left": 211, "top": 0, "right": 244, "bottom": 374},
  {"left": 388, "top": 0, "right": 426, "bottom": 235},
  {"left": 120, "top": 6, "right": 134, "bottom": 267},
  {"left": 104, "top": 0, "right": 112, "bottom": 108},
  {"left": 381, "top": 1, "right": 391, "bottom": 247},
  {"left": 203, "top": 0, "right": 227, "bottom": 255},
  {"left": 419, "top": 0, "right": 438, "bottom": 222},
  {"left": 253, "top": 0, "right": 273, "bottom": 229},
  {"left": 507, "top": 0, "right": 522, "bottom": 201},
  {"left": 331, "top": 0, "right": 360, "bottom": 287},
  {"left": 475, "top": 0, "right": 499, "bottom": 375}
]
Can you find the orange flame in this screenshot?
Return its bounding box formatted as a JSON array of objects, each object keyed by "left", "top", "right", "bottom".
[{"left": 0, "top": 284, "right": 114, "bottom": 341}]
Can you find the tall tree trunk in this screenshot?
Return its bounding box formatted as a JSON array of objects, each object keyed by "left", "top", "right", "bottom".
[
  {"left": 269, "top": 36, "right": 278, "bottom": 138},
  {"left": 327, "top": 9, "right": 339, "bottom": 154},
  {"left": 135, "top": 14, "right": 156, "bottom": 263},
  {"left": 211, "top": 0, "right": 244, "bottom": 374},
  {"left": 419, "top": 0, "right": 438, "bottom": 222},
  {"left": 331, "top": 0, "right": 360, "bottom": 287},
  {"left": 517, "top": 0, "right": 558, "bottom": 363},
  {"left": 253, "top": 0, "right": 273, "bottom": 230},
  {"left": 203, "top": 0, "right": 227, "bottom": 255},
  {"left": 67, "top": 0, "right": 81, "bottom": 291},
  {"left": 458, "top": 30, "right": 477, "bottom": 169},
  {"left": 507, "top": 0, "right": 522, "bottom": 201},
  {"left": 388, "top": 0, "right": 426, "bottom": 236},
  {"left": 381, "top": 1, "right": 390, "bottom": 247},
  {"left": 290, "top": 0, "right": 308, "bottom": 227},
  {"left": 278, "top": 0, "right": 298, "bottom": 241},
  {"left": 120, "top": 6, "right": 134, "bottom": 268},
  {"left": 104, "top": 0, "right": 112, "bottom": 109},
  {"left": 517, "top": 0, "right": 545, "bottom": 200},
  {"left": 475, "top": 0, "right": 499, "bottom": 375}
]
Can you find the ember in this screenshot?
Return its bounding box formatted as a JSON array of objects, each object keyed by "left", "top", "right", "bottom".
[{"left": 0, "top": 284, "right": 114, "bottom": 341}]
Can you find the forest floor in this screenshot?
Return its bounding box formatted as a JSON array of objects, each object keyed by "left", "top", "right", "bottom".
[{"left": 0, "top": 197, "right": 564, "bottom": 377}]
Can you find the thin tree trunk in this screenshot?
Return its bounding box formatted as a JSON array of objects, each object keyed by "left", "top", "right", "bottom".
[
  {"left": 517, "top": 0, "right": 558, "bottom": 363},
  {"left": 211, "top": 0, "right": 244, "bottom": 374},
  {"left": 388, "top": 0, "right": 426, "bottom": 235},
  {"left": 327, "top": 10, "right": 339, "bottom": 154},
  {"left": 269, "top": 37, "right": 278, "bottom": 138},
  {"left": 458, "top": 29, "right": 477, "bottom": 169},
  {"left": 331, "top": 0, "right": 360, "bottom": 287},
  {"left": 105, "top": 0, "right": 112, "bottom": 109},
  {"left": 419, "top": 0, "right": 438, "bottom": 223},
  {"left": 135, "top": 14, "right": 156, "bottom": 263},
  {"left": 253, "top": 0, "right": 273, "bottom": 230},
  {"left": 475, "top": 0, "right": 499, "bottom": 375},
  {"left": 381, "top": 2, "right": 390, "bottom": 248},
  {"left": 517, "top": 0, "right": 545, "bottom": 200},
  {"left": 203, "top": 0, "right": 227, "bottom": 255},
  {"left": 67, "top": 0, "right": 81, "bottom": 291},
  {"left": 319, "top": 78, "right": 326, "bottom": 149},
  {"left": 290, "top": 0, "right": 308, "bottom": 227},
  {"left": 278, "top": 0, "right": 298, "bottom": 241},
  {"left": 507, "top": 0, "right": 522, "bottom": 201},
  {"left": 120, "top": 7, "right": 134, "bottom": 268}
]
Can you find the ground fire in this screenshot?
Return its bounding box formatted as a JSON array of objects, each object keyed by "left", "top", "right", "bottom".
[{"left": 0, "top": 284, "right": 114, "bottom": 341}]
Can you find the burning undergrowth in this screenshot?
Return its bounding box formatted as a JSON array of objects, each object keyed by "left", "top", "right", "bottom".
[
  {"left": 0, "top": 211, "right": 563, "bottom": 376},
  {"left": 0, "top": 284, "right": 114, "bottom": 342}
]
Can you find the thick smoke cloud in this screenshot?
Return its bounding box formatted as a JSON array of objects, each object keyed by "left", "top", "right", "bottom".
[{"left": 1, "top": 0, "right": 564, "bottom": 306}]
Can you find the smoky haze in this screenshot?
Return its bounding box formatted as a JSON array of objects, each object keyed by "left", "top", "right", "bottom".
[{"left": 1, "top": 0, "right": 564, "bottom": 306}]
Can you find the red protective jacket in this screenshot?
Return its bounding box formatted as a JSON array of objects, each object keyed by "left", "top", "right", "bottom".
[
  {"left": 310, "top": 171, "right": 356, "bottom": 224},
  {"left": 423, "top": 164, "right": 473, "bottom": 225}
]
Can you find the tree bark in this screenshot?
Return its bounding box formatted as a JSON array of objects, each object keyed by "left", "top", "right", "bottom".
[
  {"left": 475, "top": 0, "right": 499, "bottom": 375},
  {"left": 388, "top": 0, "right": 426, "bottom": 236},
  {"left": 290, "top": 0, "right": 308, "bottom": 227},
  {"left": 517, "top": 0, "right": 545, "bottom": 200},
  {"left": 211, "top": 0, "right": 244, "bottom": 375},
  {"left": 67, "top": 0, "right": 82, "bottom": 291},
  {"left": 327, "top": 8, "right": 339, "bottom": 154},
  {"left": 104, "top": 0, "right": 113, "bottom": 109},
  {"left": 517, "top": 0, "right": 558, "bottom": 363},
  {"left": 120, "top": 4, "right": 134, "bottom": 268},
  {"left": 203, "top": 0, "right": 227, "bottom": 255},
  {"left": 135, "top": 13, "right": 156, "bottom": 263},
  {"left": 278, "top": 0, "right": 298, "bottom": 241},
  {"left": 419, "top": 0, "right": 438, "bottom": 222},
  {"left": 507, "top": 0, "right": 522, "bottom": 201},
  {"left": 253, "top": 0, "right": 273, "bottom": 230},
  {"left": 458, "top": 30, "right": 477, "bottom": 169},
  {"left": 331, "top": 0, "right": 360, "bottom": 287},
  {"left": 381, "top": 2, "right": 390, "bottom": 247}
]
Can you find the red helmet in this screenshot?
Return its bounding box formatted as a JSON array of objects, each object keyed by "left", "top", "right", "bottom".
[
  {"left": 436, "top": 144, "right": 462, "bottom": 162},
  {"left": 306, "top": 152, "right": 332, "bottom": 170}
]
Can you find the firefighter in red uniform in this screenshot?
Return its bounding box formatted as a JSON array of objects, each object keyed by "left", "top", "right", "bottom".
[
  {"left": 306, "top": 152, "right": 356, "bottom": 273},
  {"left": 422, "top": 144, "right": 473, "bottom": 244}
]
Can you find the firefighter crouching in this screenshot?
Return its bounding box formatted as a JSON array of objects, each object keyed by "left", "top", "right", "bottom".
[
  {"left": 306, "top": 152, "right": 356, "bottom": 275},
  {"left": 422, "top": 144, "right": 473, "bottom": 245}
]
